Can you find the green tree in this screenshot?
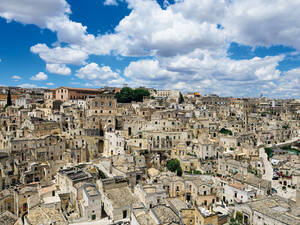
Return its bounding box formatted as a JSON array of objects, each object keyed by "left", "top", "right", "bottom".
[
  {"left": 5, "top": 89, "right": 12, "bottom": 108},
  {"left": 166, "top": 159, "right": 180, "bottom": 172},
  {"left": 166, "top": 159, "right": 182, "bottom": 177},
  {"left": 179, "top": 92, "right": 184, "bottom": 104},
  {"left": 264, "top": 148, "right": 273, "bottom": 159},
  {"left": 116, "top": 87, "right": 150, "bottom": 103},
  {"left": 116, "top": 87, "right": 134, "bottom": 103},
  {"left": 176, "top": 166, "right": 183, "bottom": 176},
  {"left": 133, "top": 88, "right": 150, "bottom": 102},
  {"left": 219, "top": 128, "right": 232, "bottom": 135}
]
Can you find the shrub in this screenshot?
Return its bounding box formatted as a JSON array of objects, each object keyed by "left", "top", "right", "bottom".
[
  {"left": 193, "top": 170, "right": 202, "bottom": 175},
  {"left": 235, "top": 211, "right": 243, "bottom": 223},
  {"left": 98, "top": 169, "right": 107, "bottom": 179}
]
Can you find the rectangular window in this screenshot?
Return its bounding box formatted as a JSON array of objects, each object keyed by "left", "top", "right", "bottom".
[{"left": 123, "top": 210, "right": 127, "bottom": 218}]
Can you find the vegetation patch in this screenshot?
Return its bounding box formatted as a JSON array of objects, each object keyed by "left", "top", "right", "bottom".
[
  {"left": 264, "top": 147, "right": 273, "bottom": 158},
  {"left": 179, "top": 92, "right": 184, "bottom": 104},
  {"left": 98, "top": 169, "right": 107, "bottom": 179},
  {"left": 219, "top": 128, "right": 233, "bottom": 136},
  {"left": 280, "top": 145, "right": 299, "bottom": 155},
  {"left": 166, "top": 159, "right": 183, "bottom": 176},
  {"left": 116, "top": 87, "right": 150, "bottom": 103}
]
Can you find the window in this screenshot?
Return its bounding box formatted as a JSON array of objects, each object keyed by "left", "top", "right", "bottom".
[{"left": 123, "top": 210, "right": 127, "bottom": 219}]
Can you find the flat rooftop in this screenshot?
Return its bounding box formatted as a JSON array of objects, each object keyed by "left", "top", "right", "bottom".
[
  {"left": 84, "top": 184, "right": 100, "bottom": 197},
  {"left": 105, "top": 186, "right": 135, "bottom": 208},
  {"left": 26, "top": 207, "right": 66, "bottom": 225},
  {"left": 59, "top": 167, "right": 92, "bottom": 182}
]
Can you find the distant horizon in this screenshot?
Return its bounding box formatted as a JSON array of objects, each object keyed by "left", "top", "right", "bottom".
[{"left": 1, "top": 85, "right": 299, "bottom": 100}]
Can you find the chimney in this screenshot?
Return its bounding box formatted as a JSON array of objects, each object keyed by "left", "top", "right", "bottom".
[{"left": 296, "top": 189, "right": 300, "bottom": 208}]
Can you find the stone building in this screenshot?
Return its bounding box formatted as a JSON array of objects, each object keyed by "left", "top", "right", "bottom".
[{"left": 55, "top": 87, "right": 105, "bottom": 102}]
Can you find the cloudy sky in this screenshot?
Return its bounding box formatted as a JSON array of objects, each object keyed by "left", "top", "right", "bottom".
[{"left": 0, "top": 0, "right": 300, "bottom": 97}]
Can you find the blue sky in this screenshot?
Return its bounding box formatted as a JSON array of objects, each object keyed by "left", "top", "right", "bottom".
[{"left": 0, "top": 0, "right": 300, "bottom": 98}]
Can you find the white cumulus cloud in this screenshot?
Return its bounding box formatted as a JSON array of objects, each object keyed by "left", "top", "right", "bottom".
[
  {"left": 30, "top": 72, "right": 48, "bottom": 81},
  {"left": 46, "top": 63, "right": 71, "bottom": 75},
  {"left": 0, "top": 0, "right": 70, "bottom": 27},
  {"left": 12, "top": 75, "right": 21, "bottom": 80},
  {"left": 104, "top": 0, "right": 121, "bottom": 6},
  {"left": 124, "top": 50, "right": 285, "bottom": 96},
  {"left": 224, "top": 0, "right": 300, "bottom": 50},
  {"left": 31, "top": 44, "right": 88, "bottom": 65},
  {"left": 1, "top": 0, "right": 300, "bottom": 97},
  {"left": 76, "top": 63, "right": 124, "bottom": 86}
]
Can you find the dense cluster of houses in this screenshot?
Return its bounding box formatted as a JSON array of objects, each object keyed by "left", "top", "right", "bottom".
[{"left": 0, "top": 86, "right": 299, "bottom": 225}]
